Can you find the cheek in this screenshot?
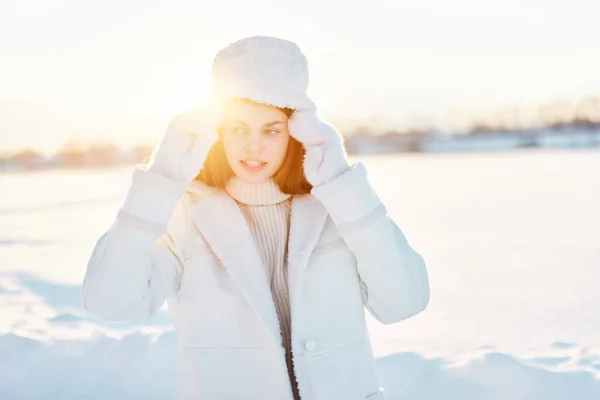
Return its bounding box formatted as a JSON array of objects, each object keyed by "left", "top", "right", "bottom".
[
  {"left": 222, "top": 135, "right": 243, "bottom": 158},
  {"left": 270, "top": 135, "right": 290, "bottom": 160}
]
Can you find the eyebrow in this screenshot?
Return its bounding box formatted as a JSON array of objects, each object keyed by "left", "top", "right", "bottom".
[
  {"left": 228, "top": 119, "right": 248, "bottom": 126},
  {"left": 264, "top": 121, "right": 284, "bottom": 127},
  {"left": 227, "top": 119, "right": 284, "bottom": 127}
]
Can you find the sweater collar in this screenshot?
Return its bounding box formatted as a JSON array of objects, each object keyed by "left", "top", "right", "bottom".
[{"left": 225, "top": 177, "right": 291, "bottom": 206}]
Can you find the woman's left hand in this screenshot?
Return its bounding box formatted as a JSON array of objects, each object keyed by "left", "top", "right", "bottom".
[{"left": 287, "top": 109, "right": 351, "bottom": 187}]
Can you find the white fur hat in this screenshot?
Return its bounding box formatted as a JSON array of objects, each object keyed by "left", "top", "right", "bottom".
[{"left": 209, "top": 35, "right": 315, "bottom": 111}]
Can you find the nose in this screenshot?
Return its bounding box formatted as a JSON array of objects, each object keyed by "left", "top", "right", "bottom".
[{"left": 245, "top": 134, "right": 264, "bottom": 153}]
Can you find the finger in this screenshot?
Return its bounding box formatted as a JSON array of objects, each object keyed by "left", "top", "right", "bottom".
[
  {"left": 166, "top": 100, "right": 223, "bottom": 151},
  {"left": 289, "top": 110, "right": 331, "bottom": 146},
  {"left": 158, "top": 126, "right": 195, "bottom": 162},
  {"left": 303, "top": 146, "right": 323, "bottom": 182},
  {"left": 188, "top": 129, "right": 219, "bottom": 161}
]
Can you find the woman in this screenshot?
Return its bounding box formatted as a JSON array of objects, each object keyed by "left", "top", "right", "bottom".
[{"left": 82, "top": 35, "right": 430, "bottom": 400}]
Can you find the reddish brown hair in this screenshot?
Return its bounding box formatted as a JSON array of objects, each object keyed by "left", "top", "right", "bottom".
[{"left": 195, "top": 103, "right": 312, "bottom": 195}]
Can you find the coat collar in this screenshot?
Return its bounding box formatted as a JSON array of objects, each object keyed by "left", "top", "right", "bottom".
[{"left": 186, "top": 181, "right": 329, "bottom": 344}]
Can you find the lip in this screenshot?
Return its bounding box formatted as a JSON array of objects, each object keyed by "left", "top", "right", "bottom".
[{"left": 240, "top": 160, "right": 267, "bottom": 174}]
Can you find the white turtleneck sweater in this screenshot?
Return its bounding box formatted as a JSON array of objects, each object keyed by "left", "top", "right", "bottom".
[{"left": 224, "top": 177, "right": 300, "bottom": 400}]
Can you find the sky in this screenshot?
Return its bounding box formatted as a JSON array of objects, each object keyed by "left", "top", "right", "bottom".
[{"left": 1, "top": 0, "right": 599, "bottom": 154}]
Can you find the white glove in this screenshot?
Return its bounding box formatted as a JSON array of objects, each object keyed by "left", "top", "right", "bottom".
[
  {"left": 287, "top": 109, "right": 351, "bottom": 187},
  {"left": 148, "top": 101, "right": 224, "bottom": 183}
]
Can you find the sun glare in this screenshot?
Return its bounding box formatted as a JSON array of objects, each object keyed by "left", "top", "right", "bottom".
[{"left": 161, "top": 61, "right": 212, "bottom": 118}]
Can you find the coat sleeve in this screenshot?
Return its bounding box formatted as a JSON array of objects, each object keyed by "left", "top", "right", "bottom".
[
  {"left": 311, "top": 162, "right": 430, "bottom": 324},
  {"left": 81, "top": 166, "right": 191, "bottom": 322}
]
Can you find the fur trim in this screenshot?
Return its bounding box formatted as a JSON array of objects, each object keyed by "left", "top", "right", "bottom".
[{"left": 210, "top": 36, "right": 315, "bottom": 111}]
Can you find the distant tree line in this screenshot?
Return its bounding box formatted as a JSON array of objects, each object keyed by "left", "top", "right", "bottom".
[{"left": 2, "top": 96, "right": 600, "bottom": 170}]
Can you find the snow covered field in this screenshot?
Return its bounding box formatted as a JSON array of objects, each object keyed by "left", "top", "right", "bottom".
[{"left": 1, "top": 149, "right": 599, "bottom": 399}]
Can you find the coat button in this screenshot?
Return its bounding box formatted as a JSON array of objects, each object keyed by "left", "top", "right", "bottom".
[{"left": 304, "top": 340, "right": 318, "bottom": 352}]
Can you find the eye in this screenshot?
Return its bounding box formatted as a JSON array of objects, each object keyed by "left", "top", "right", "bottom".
[
  {"left": 229, "top": 126, "right": 247, "bottom": 135},
  {"left": 264, "top": 129, "right": 280, "bottom": 136}
]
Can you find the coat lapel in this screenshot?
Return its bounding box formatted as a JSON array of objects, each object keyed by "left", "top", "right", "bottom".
[
  {"left": 188, "top": 189, "right": 282, "bottom": 343},
  {"left": 186, "top": 185, "right": 330, "bottom": 344},
  {"left": 287, "top": 194, "right": 330, "bottom": 308}
]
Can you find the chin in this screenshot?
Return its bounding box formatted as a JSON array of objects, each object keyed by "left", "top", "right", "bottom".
[
  {"left": 232, "top": 166, "right": 277, "bottom": 184},
  {"left": 237, "top": 174, "right": 271, "bottom": 184}
]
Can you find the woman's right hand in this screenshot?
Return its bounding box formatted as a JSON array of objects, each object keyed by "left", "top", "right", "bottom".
[{"left": 148, "top": 101, "right": 224, "bottom": 183}]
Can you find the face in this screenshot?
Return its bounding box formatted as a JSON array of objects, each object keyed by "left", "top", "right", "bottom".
[{"left": 221, "top": 99, "right": 291, "bottom": 184}]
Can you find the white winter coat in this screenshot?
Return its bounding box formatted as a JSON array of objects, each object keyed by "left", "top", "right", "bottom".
[{"left": 82, "top": 162, "right": 430, "bottom": 400}]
